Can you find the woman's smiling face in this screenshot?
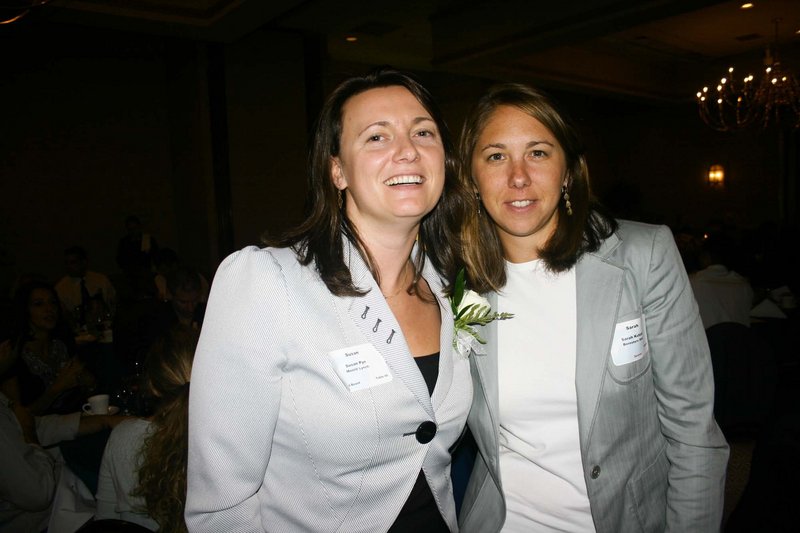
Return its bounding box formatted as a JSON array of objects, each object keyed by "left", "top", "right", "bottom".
[
  {"left": 331, "top": 85, "right": 445, "bottom": 234},
  {"left": 471, "top": 104, "right": 568, "bottom": 262}
]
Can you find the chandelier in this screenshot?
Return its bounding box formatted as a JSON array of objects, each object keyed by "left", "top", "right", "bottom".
[
  {"left": 696, "top": 19, "right": 800, "bottom": 131},
  {"left": 0, "top": 1, "right": 52, "bottom": 25}
]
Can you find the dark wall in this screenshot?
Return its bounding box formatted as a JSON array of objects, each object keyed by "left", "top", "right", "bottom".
[
  {"left": 225, "top": 28, "right": 308, "bottom": 247},
  {"left": 0, "top": 23, "right": 309, "bottom": 296},
  {"left": 562, "top": 94, "right": 786, "bottom": 230},
  {"left": 1, "top": 26, "right": 181, "bottom": 292}
]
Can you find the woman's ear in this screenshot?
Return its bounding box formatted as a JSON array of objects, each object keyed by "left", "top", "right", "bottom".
[{"left": 330, "top": 157, "right": 347, "bottom": 190}]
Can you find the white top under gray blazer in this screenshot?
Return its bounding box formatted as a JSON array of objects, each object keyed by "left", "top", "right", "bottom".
[
  {"left": 459, "top": 220, "right": 729, "bottom": 533},
  {"left": 185, "top": 243, "right": 472, "bottom": 533}
]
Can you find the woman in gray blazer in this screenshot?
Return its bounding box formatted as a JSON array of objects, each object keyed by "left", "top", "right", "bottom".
[
  {"left": 185, "top": 69, "right": 473, "bottom": 532},
  {"left": 456, "top": 83, "right": 729, "bottom": 532}
]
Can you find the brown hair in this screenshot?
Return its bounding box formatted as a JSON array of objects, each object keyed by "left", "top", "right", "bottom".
[
  {"left": 134, "top": 329, "right": 198, "bottom": 533},
  {"left": 459, "top": 83, "right": 616, "bottom": 292},
  {"left": 268, "top": 67, "right": 470, "bottom": 296}
]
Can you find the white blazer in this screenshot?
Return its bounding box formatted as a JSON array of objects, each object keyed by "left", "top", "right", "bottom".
[
  {"left": 186, "top": 243, "right": 472, "bottom": 532},
  {"left": 459, "top": 221, "right": 729, "bottom": 533}
]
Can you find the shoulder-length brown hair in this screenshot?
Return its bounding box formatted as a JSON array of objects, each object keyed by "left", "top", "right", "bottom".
[
  {"left": 269, "top": 68, "right": 470, "bottom": 296},
  {"left": 459, "top": 83, "right": 616, "bottom": 293},
  {"left": 134, "top": 328, "right": 198, "bottom": 533}
]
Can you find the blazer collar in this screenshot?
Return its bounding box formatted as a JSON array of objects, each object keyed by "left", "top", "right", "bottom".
[
  {"left": 469, "top": 291, "right": 500, "bottom": 453},
  {"left": 574, "top": 231, "right": 623, "bottom": 451},
  {"left": 334, "top": 238, "right": 455, "bottom": 418}
]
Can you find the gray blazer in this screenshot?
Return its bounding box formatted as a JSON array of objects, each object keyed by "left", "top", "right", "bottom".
[
  {"left": 186, "top": 244, "right": 472, "bottom": 533},
  {"left": 459, "top": 221, "right": 729, "bottom": 533}
]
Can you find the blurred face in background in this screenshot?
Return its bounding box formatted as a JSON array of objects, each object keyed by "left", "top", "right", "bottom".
[
  {"left": 28, "top": 288, "right": 59, "bottom": 333},
  {"left": 172, "top": 287, "right": 200, "bottom": 324},
  {"left": 65, "top": 253, "right": 88, "bottom": 278}
]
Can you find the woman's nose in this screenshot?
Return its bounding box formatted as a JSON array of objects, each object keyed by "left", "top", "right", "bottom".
[
  {"left": 508, "top": 159, "right": 531, "bottom": 188},
  {"left": 394, "top": 136, "right": 420, "bottom": 163}
]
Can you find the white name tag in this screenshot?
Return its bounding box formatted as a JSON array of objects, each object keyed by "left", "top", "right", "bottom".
[
  {"left": 611, "top": 316, "right": 648, "bottom": 366},
  {"left": 329, "top": 343, "right": 393, "bottom": 392}
]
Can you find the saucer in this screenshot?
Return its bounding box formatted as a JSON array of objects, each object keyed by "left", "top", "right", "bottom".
[{"left": 87, "top": 406, "right": 119, "bottom": 416}]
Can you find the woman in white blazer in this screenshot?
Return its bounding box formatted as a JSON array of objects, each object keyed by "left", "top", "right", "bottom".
[
  {"left": 456, "top": 84, "right": 729, "bottom": 532},
  {"left": 185, "top": 69, "right": 474, "bottom": 532}
]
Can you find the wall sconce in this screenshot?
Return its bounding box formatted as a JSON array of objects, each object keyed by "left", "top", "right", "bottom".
[{"left": 707, "top": 164, "right": 725, "bottom": 188}]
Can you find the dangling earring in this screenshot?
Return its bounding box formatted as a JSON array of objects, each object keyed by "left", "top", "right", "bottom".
[
  {"left": 561, "top": 185, "right": 573, "bottom": 216},
  {"left": 337, "top": 189, "right": 343, "bottom": 210},
  {"left": 475, "top": 191, "right": 482, "bottom": 215}
]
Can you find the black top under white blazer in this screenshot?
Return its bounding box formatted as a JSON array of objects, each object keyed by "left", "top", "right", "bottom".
[{"left": 186, "top": 242, "right": 472, "bottom": 533}]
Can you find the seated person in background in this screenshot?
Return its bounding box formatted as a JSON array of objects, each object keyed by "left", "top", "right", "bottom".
[
  {"left": 151, "top": 249, "right": 209, "bottom": 303},
  {"left": 116, "top": 216, "right": 158, "bottom": 300},
  {"left": 167, "top": 268, "right": 207, "bottom": 330},
  {"left": 55, "top": 246, "right": 116, "bottom": 332},
  {"left": 690, "top": 234, "right": 754, "bottom": 329},
  {"left": 674, "top": 227, "right": 702, "bottom": 274},
  {"left": 95, "top": 329, "right": 197, "bottom": 532},
  {"left": 150, "top": 248, "right": 180, "bottom": 302},
  {"left": 138, "top": 267, "right": 206, "bottom": 357},
  {"left": 0, "top": 341, "right": 126, "bottom": 533},
  {"left": 7, "top": 281, "right": 94, "bottom": 415}
]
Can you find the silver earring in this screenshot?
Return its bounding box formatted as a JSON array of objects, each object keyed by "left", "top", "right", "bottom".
[
  {"left": 561, "top": 185, "right": 573, "bottom": 216},
  {"left": 475, "top": 191, "right": 481, "bottom": 215},
  {"left": 337, "top": 190, "right": 343, "bottom": 209}
]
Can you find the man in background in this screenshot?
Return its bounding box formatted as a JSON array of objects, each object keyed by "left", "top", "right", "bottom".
[
  {"left": 690, "top": 234, "right": 754, "bottom": 329},
  {"left": 54, "top": 246, "right": 115, "bottom": 330}
]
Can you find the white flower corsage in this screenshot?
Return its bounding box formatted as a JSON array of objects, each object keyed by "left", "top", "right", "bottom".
[{"left": 450, "top": 269, "right": 513, "bottom": 358}]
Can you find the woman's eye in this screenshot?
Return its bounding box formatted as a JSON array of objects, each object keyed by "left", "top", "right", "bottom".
[
  {"left": 531, "top": 149, "right": 547, "bottom": 158},
  {"left": 367, "top": 134, "right": 383, "bottom": 142},
  {"left": 487, "top": 153, "right": 504, "bottom": 162},
  {"left": 416, "top": 129, "right": 435, "bottom": 138}
]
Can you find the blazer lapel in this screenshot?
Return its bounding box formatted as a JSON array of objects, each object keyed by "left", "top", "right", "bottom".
[
  {"left": 574, "top": 233, "right": 623, "bottom": 452},
  {"left": 335, "top": 241, "right": 440, "bottom": 419},
  {"left": 423, "top": 260, "right": 456, "bottom": 413},
  {"left": 469, "top": 291, "right": 500, "bottom": 455}
]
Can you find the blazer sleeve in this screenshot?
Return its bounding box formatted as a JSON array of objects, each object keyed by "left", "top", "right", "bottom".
[
  {"left": 0, "top": 409, "right": 59, "bottom": 512},
  {"left": 185, "top": 247, "right": 288, "bottom": 533},
  {"left": 643, "top": 226, "right": 729, "bottom": 532}
]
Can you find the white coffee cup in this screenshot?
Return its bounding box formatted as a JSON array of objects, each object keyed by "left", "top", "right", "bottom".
[{"left": 83, "top": 394, "right": 110, "bottom": 415}]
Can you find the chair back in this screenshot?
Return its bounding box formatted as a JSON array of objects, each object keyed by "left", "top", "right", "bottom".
[{"left": 706, "top": 322, "right": 777, "bottom": 436}]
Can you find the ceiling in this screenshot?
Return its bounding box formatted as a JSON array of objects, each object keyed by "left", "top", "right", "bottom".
[{"left": 4, "top": 0, "right": 800, "bottom": 103}]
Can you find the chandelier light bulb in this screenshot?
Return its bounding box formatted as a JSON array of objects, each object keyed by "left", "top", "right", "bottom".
[{"left": 695, "top": 18, "right": 800, "bottom": 130}]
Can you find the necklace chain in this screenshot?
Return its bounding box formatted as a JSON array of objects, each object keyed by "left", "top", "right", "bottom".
[{"left": 381, "top": 262, "right": 413, "bottom": 299}]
